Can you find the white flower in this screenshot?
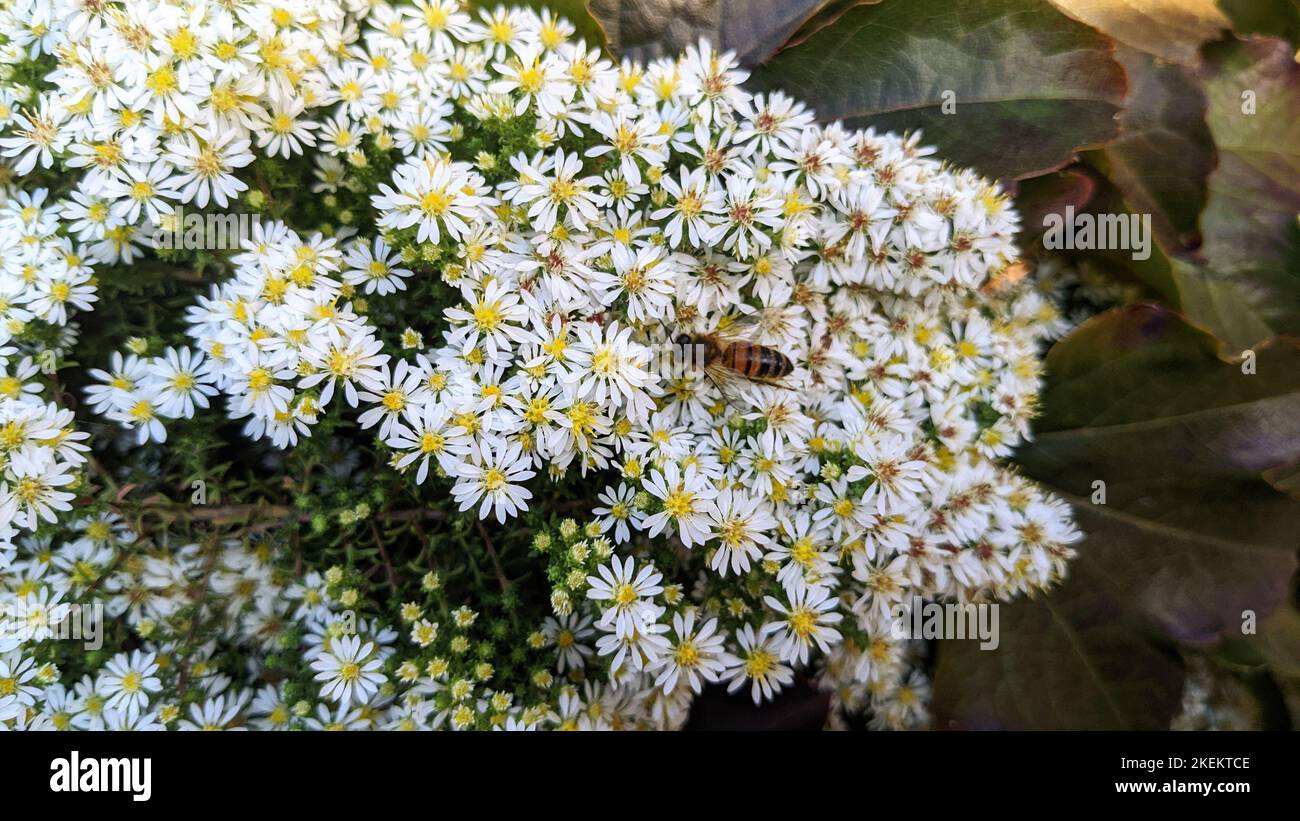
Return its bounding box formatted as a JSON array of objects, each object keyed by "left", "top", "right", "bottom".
[
  {"left": 640, "top": 462, "right": 717, "bottom": 549},
  {"left": 343, "top": 237, "right": 413, "bottom": 296},
  {"left": 146, "top": 346, "right": 217, "bottom": 419},
  {"left": 0, "top": 94, "right": 67, "bottom": 174},
  {"left": 357, "top": 359, "right": 428, "bottom": 439},
  {"left": 762, "top": 585, "right": 844, "bottom": 665},
  {"left": 99, "top": 651, "right": 162, "bottom": 720},
  {"left": 585, "top": 555, "right": 663, "bottom": 640},
  {"left": 591, "top": 483, "right": 640, "bottom": 544},
  {"left": 491, "top": 43, "right": 567, "bottom": 115},
  {"left": 387, "top": 400, "right": 471, "bottom": 483},
  {"left": 705, "top": 488, "right": 777, "bottom": 575},
  {"left": 736, "top": 91, "right": 815, "bottom": 155},
  {"left": 443, "top": 278, "right": 532, "bottom": 360},
  {"left": 7, "top": 459, "right": 76, "bottom": 528},
  {"left": 298, "top": 332, "right": 389, "bottom": 408},
  {"left": 586, "top": 110, "right": 668, "bottom": 184},
  {"left": 311, "top": 635, "right": 386, "bottom": 706},
  {"left": 718, "top": 174, "right": 783, "bottom": 259},
  {"left": 373, "top": 157, "right": 487, "bottom": 244},
  {"left": 652, "top": 166, "right": 724, "bottom": 249},
  {"left": 510, "top": 147, "right": 605, "bottom": 233},
  {"left": 103, "top": 161, "right": 179, "bottom": 227},
  {"left": 562, "top": 321, "right": 656, "bottom": 423},
  {"left": 543, "top": 612, "right": 594, "bottom": 673},
  {"left": 654, "top": 610, "right": 726, "bottom": 694},
  {"left": 164, "top": 128, "right": 254, "bottom": 208},
  {"left": 590, "top": 243, "right": 677, "bottom": 324},
  {"left": 451, "top": 436, "right": 536, "bottom": 523},
  {"left": 256, "top": 99, "right": 319, "bottom": 159},
  {"left": 720, "top": 625, "right": 794, "bottom": 704}
]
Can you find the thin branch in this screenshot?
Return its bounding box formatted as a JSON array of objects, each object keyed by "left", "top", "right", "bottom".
[
  {"left": 369, "top": 520, "right": 399, "bottom": 595},
  {"left": 116, "top": 500, "right": 447, "bottom": 534},
  {"left": 475, "top": 519, "right": 509, "bottom": 594}
]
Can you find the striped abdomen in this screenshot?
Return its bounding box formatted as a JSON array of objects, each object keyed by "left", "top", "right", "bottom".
[{"left": 721, "top": 341, "right": 794, "bottom": 380}]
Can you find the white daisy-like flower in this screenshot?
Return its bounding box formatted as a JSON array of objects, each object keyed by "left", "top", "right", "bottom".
[
  {"left": 450, "top": 435, "right": 536, "bottom": 523},
  {"left": 311, "top": 634, "right": 387, "bottom": 706}
]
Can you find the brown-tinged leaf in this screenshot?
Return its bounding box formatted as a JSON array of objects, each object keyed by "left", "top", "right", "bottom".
[
  {"left": 1263, "top": 461, "right": 1300, "bottom": 501},
  {"left": 1012, "top": 166, "right": 1098, "bottom": 248},
  {"left": 1059, "top": 166, "right": 1183, "bottom": 304},
  {"left": 1217, "top": 0, "right": 1300, "bottom": 46},
  {"left": 1218, "top": 594, "right": 1300, "bottom": 678},
  {"left": 780, "top": 0, "right": 882, "bottom": 50},
  {"left": 1099, "top": 47, "right": 1215, "bottom": 255},
  {"left": 1047, "top": 0, "right": 1231, "bottom": 65},
  {"left": 1174, "top": 36, "right": 1300, "bottom": 353}
]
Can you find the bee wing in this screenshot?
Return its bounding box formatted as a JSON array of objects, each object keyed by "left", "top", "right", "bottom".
[
  {"left": 704, "top": 359, "right": 764, "bottom": 409},
  {"left": 710, "top": 311, "right": 762, "bottom": 346}
]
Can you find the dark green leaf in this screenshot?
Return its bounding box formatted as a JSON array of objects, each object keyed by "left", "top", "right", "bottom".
[
  {"left": 751, "top": 0, "right": 1127, "bottom": 180},
  {"left": 586, "top": 0, "right": 833, "bottom": 65},
  {"left": 932, "top": 569, "right": 1184, "bottom": 729},
  {"left": 1020, "top": 304, "right": 1300, "bottom": 642}
]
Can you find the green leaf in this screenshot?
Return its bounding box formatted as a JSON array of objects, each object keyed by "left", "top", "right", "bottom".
[
  {"left": 1030, "top": 304, "right": 1300, "bottom": 468},
  {"left": 751, "top": 0, "right": 1127, "bottom": 180},
  {"left": 1217, "top": 0, "right": 1300, "bottom": 46},
  {"left": 932, "top": 570, "right": 1184, "bottom": 729},
  {"left": 586, "top": 0, "right": 834, "bottom": 65},
  {"left": 1020, "top": 304, "right": 1300, "bottom": 642},
  {"left": 1175, "top": 37, "right": 1300, "bottom": 352},
  {"left": 1098, "top": 47, "right": 1215, "bottom": 255},
  {"left": 1218, "top": 593, "right": 1300, "bottom": 679},
  {"left": 935, "top": 305, "right": 1300, "bottom": 729}
]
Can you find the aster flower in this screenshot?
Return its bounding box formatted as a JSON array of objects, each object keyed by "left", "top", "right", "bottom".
[
  {"left": 450, "top": 435, "right": 536, "bottom": 523},
  {"left": 640, "top": 461, "right": 718, "bottom": 549},
  {"left": 311, "top": 635, "right": 387, "bottom": 706},
  {"left": 720, "top": 624, "right": 794, "bottom": 705},
  {"left": 585, "top": 555, "right": 664, "bottom": 641},
  {"left": 653, "top": 610, "right": 726, "bottom": 694},
  {"left": 762, "top": 584, "right": 844, "bottom": 665}
]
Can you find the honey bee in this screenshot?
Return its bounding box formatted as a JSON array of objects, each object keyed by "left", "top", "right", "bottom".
[{"left": 675, "top": 318, "right": 795, "bottom": 401}]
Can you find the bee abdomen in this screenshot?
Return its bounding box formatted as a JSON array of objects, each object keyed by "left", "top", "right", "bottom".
[{"left": 723, "top": 342, "right": 794, "bottom": 379}]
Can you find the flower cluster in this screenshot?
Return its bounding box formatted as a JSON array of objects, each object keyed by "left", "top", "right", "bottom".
[
  {"left": 0, "top": 2, "right": 1081, "bottom": 731},
  {"left": 0, "top": 0, "right": 364, "bottom": 261},
  {"left": 0, "top": 190, "right": 94, "bottom": 560}
]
